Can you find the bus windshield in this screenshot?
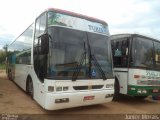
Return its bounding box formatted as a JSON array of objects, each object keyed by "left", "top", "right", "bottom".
[
  {"left": 131, "top": 37, "right": 154, "bottom": 69},
  {"left": 47, "top": 26, "right": 112, "bottom": 80}
]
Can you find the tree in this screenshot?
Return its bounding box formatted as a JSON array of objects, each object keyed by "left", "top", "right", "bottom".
[
  {"left": 3, "top": 44, "right": 8, "bottom": 56},
  {"left": 0, "top": 50, "right": 6, "bottom": 64},
  {"left": 0, "top": 44, "right": 8, "bottom": 64}
]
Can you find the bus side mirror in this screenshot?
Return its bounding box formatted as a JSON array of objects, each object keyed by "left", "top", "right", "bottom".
[{"left": 41, "top": 34, "right": 49, "bottom": 54}]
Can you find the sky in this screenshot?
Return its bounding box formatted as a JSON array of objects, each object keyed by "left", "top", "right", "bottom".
[{"left": 0, "top": 0, "right": 160, "bottom": 49}]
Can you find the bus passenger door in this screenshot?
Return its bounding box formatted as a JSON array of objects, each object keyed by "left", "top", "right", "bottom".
[
  {"left": 114, "top": 69, "right": 128, "bottom": 94},
  {"left": 111, "top": 37, "right": 129, "bottom": 95}
]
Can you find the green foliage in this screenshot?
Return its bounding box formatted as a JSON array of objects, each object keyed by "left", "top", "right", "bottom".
[
  {"left": 0, "top": 50, "right": 6, "bottom": 64},
  {"left": 0, "top": 64, "right": 5, "bottom": 70},
  {"left": 0, "top": 49, "right": 13, "bottom": 64}
]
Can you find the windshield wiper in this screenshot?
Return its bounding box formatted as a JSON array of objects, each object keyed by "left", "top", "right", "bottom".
[
  {"left": 72, "top": 34, "right": 107, "bottom": 81},
  {"left": 72, "top": 42, "right": 86, "bottom": 81},
  {"left": 86, "top": 33, "right": 107, "bottom": 80},
  {"left": 91, "top": 55, "right": 107, "bottom": 80}
]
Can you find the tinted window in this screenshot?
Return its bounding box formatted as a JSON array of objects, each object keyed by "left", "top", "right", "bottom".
[
  {"left": 16, "top": 50, "right": 31, "bottom": 64},
  {"left": 47, "top": 27, "right": 86, "bottom": 79},
  {"left": 8, "top": 23, "right": 33, "bottom": 64},
  {"left": 111, "top": 38, "right": 129, "bottom": 67},
  {"left": 35, "top": 13, "right": 46, "bottom": 37},
  {"left": 154, "top": 41, "right": 160, "bottom": 69},
  {"left": 88, "top": 33, "right": 113, "bottom": 77},
  {"left": 131, "top": 37, "right": 154, "bottom": 68},
  {"left": 47, "top": 26, "right": 113, "bottom": 80},
  {"left": 33, "top": 12, "right": 47, "bottom": 82}
]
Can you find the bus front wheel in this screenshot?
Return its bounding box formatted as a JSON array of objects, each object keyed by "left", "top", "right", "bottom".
[
  {"left": 27, "top": 77, "right": 34, "bottom": 99},
  {"left": 113, "top": 78, "right": 120, "bottom": 101}
]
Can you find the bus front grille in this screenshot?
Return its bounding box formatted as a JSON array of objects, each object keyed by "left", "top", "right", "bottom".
[{"left": 73, "top": 85, "right": 104, "bottom": 90}]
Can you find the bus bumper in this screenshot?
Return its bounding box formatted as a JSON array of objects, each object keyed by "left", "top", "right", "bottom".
[
  {"left": 44, "top": 89, "right": 114, "bottom": 110},
  {"left": 128, "top": 85, "right": 160, "bottom": 96}
]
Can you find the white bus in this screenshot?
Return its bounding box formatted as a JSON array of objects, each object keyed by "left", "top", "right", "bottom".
[
  {"left": 110, "top": 34, "right": 160, "bottom": 100},
  {"left": 6, "top": 8, "right": 114, "bottom": 110}
]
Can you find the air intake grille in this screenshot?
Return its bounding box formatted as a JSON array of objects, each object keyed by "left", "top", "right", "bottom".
[{"left": 73, "top": 85, "right": 103, "bottom": 90}]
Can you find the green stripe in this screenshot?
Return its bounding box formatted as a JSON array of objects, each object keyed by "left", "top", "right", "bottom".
[{"left": 127, "top": 85, "right": 160, "bottom": 96}]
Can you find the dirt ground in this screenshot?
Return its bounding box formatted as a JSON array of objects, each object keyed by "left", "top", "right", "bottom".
[{"left": 0, "top": 70, "right": 160, "bottom": 119}]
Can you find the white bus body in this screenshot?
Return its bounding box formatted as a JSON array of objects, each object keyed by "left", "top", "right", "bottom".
[{"left": 7, "top": 8, "right": 114, "bottom": 110}]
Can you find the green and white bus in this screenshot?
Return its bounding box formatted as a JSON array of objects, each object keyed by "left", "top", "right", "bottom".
[
  {"left": 110, "top": 33, "right": 160, "bottom": 100},
  {"left": 6, "top": 8, "right": 114, "bottom": 110}
]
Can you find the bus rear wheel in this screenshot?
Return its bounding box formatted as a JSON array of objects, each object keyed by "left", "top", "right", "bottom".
[
  {"left": 27, "top": 77, "right": 34, "bottom": 99},
  {"left": 8, "top": 70, "right": 12, "bottom": 81}
]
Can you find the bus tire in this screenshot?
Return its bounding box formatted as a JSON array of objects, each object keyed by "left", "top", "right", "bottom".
[
  {"left": 8, "top": 69, "right": 12, "bottom": 81},
  {"left": 26, "top": 77, "right": 34, "bottom": 99},
  {"left": 113, "top": 78, "right": 120, "bottom": 101},
  {"left": 135, "top": 96, "right": 147, "bottom": 100}
]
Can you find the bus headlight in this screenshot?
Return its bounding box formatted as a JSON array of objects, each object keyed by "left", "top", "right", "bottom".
[
  {"left": 142, "top": 90, "right": 147, "bottom": 94},
  {"left": 137, "top": 89, "right": 142, "bottom": 93},
  {"left": 56, "top": 86, "right": 69, "bottom": 91},
  {"left": 56, "top": 87, "right": 62, "bottom": 91},
  {"left": 48, "top": 86, "right": 54, "bottom": 92},
  {"left": 137, "top": 89, "right": 147, "bottom": 94},
  {"left": 106, "top": 84, "right": 114, "bottom": 88},
  {"left": 63, "top": 86, "right": 69, "bottom": 91}
]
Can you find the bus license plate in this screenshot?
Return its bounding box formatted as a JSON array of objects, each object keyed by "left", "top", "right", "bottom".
[
  {"left": 153, "top": 89, "right": 159, "bottom": 93},
  {"left": 83, "top": 96, "right": 95, "bottom": 101}
]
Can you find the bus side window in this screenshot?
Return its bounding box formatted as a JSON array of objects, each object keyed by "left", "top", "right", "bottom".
[{"left": 154, "top": 41, "right": 160, "bottom": 68}]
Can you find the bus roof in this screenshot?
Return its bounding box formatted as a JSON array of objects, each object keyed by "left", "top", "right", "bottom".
[
  {"left": 110, "top": 33, "right": 160, "bottom": 42},
  {"left": 44, "top": 8, "right": 108, "bottom": 25}
]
